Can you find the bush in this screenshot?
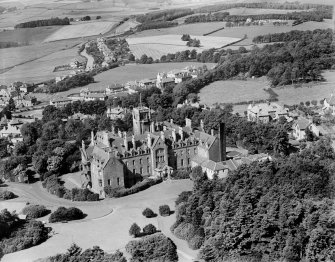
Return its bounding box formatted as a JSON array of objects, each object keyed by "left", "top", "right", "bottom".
[
  {"left": 143, "top": 224, "right": 157, "bottom": 235},
  {"left": 142, "top": 208, "right": 156, "bottom": 218},
  {"left": 0, "top": 190, "right": 16, "bottom": 200},
  {"left": 170, "top": 168, "right": 191, "bottom": 180},
  {"left": 129, "top": 223, "right": 141, "bottom": 238},
  {"left": 159, "top": 205, "right": 171, "bottom": 216},
  {"left": 175, "top": 191, "right": 192, "bottom": 206},
  {"left": 188, "top": 235, "right": 204, "bottom": 250},
  {"left": 173, "top": 222, "right": 195, "bottom": 241},
  {"left": 104, "top": 178, "right": 162, "bottom": 198},
  {"left": 49, "top": 207, "right": 85, "bottom": 223},
  {"left": 22, "top": 205, "right": 50, "bottom": 219},
  {"left": 126, "top": 233, "right": 178, "bottom": 262}
]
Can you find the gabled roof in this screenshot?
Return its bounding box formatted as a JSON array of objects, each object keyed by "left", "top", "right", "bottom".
[
  {"left": 161, "top": 77, "right": 175, "bottom": 84},
  {"left": 294, "top": 118, "right": 310, "bottom": 130},
  {"left": 194, "top": 130, "right": 217, "bottom": 149}
]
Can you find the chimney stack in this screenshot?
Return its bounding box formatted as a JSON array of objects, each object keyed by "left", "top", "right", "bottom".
[
  {"left": 90, "top": 131, "right": 95, "bottom": 146},
  {"left": 200, "top": 119, "right": 204, "bottom": 131},
  {"left": 150, "top": 121, "right": 155, "bottom": 132},
  {"left": 179, "top": 127, "right": 184, "bottom": 141},
  {"left": 160, "top": 131, "right": 165, "bottom": 141},
  {"left": 185, "top": 118, "right": 192, "bottom": 128},
  {"left": 132, "top": 135, "right": 136, "bottom": 149},
  {"left": 118, "top": 130, "right": 122, "bottom": 138},
  {"left": 211, "top": 129, "right": 214, "bottom": 136},
  {"left": 147, "top": 133, "right": 152, "bottom": 147},
  {"left": 123, "top": 132, "right": 128, "bottom": 151},
  {"left": 170, "top": 119, "right": 173, "bottom": 125},
  {"left": 172, "top": 128, "right": 176, "bottom": 142},
  {"left": 219, "top": 123, "right": 226, "bottom": 161}
]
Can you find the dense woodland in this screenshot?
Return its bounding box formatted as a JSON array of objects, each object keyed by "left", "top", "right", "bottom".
[
  {"left": 14, "top": 17, "right": 70, "bottom": 28},
  {"left": 171, "top": 139, "right": 335, "bottom": 261},
  {"left": 136, "top": 8, "right": 193, "bottom": 23},
  {"left": 48, "top": 73, "right": 94, "bottom": 93},
  {"left": 184, "top": 10, "right": 330, "bottom": 24}
]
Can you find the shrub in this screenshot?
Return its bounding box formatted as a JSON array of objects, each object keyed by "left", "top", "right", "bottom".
[
  {"left": 142, "top": 208, "right": 156, "bottom": 218},
  {"left": 170, "top": 168, "right": 191, "bottom": 180},
  {"left": 129, "top": 223, "right": 141, "bottom": 238},
  {"left": 49, "top": 207, "right": 84, "bottom": 223},
  {"left": 143, "top": 224, "right": 157, "bottom": 235},
  {"left": 175, "top": 191, "right": 192, "bottom": 206},
  {"left": 104, "top": 178, "right": 162, "bottom": 198},
  {"left": 0, "top": 190, "right": 16, "bottom": 200},
  {"left": 159, "top": 205, "right": 171, "bottom": 216},
  {"left": 22, "top": 205, "right": 50, "bottom": 219},
  {"left": 126, "top": 233, "right": 178, "bottom": 262},
  {"left": 173, "top": 222, "right": 196, "bottom": 241},
  {"left": 188, "top": 235, "right": 204, "bottom": 250}
]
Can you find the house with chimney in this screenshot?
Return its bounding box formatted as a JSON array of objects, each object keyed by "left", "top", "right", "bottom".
[
  {"left": 323, "top": 94, "right": 335, "bottom": 115},
  {"left": 81, "top": 106, "right": 229, "bottom": 198},
  {"left": 247, "top": 102, "right": 289, "bottom": 123}
]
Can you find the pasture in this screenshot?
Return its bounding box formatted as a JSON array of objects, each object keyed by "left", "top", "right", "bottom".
[
  {"left": 199, "top": 79, "right": 270, "bottom": 105},
  {"left": 0, "top": 47, "right": 85, "bottom": 84},
  {"left": 44, "top": 21, "right": 117, "bottom": 42},
  {"left": 129, "top": 20, "right": 332, "bottom": 47},
  {"left": 34, "top": 62, "right": 215, "bottom": 102},
  {"left": 128, "top": 34, "right": 241, "bottom": 59}
]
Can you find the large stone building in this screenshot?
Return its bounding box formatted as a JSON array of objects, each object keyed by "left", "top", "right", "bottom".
[{"left": 81, "top": 106, "right": 228, "bottom": 198}]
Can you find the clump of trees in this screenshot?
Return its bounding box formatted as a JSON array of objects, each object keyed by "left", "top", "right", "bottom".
[
  {"left": 136, "top": 8, "right": 194, "bottom": 23},
  {"left": 137, "top": 21, "right": 178, "bottom": 31},
  {"left": 181, "top": 34, "right": 191, "bottom": 41},
  {"left": 171, "top": 139, "right": 335, "bottom": 260},
  {"left": 15, "top": 17, "right": 70, "bottom": 28},
  {"left": 22, "top": 205, "right": 50, "bottom": 219},
  {"left": 44, "top": 244, "right": 127, "bottom": 262},
  {"left": 126, "top": 233, "right": 178, "bottom": 261},
  {"left": 0, "top": 190, "right": 16, "bottom": 200},
  {"left": 49, "top": 207, "right": 85, "bottom": 223},
  {"left": 48, "top": 73, "right": 94, "bottom": 93},
  {"left": 186, "top": 38, "right": 201, "bottom": 47},
  {"left": 0, "top": 209, "right": 50, "bottom": 255}
]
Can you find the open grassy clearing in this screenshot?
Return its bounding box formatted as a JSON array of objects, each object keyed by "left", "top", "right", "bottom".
[
  {"left": 44, "top": 21, "right": 117, "bottom": 42},
  {"left": 0, "top": 38, "right": 81, "bottom": 71},
  {"left": 0, "top": 26, "right": 61, "bottom": 44},
  {"left": 199, "top": 79, "right": 270, "bottom": 105},
  {"left": 0, "top": 47, "right": 85, "bottom": 84},
  {"left": 34, "top": 62, "right": 215, "bottom": 102},
  {"left": 128, "top": 34, "right": 240, "bottom": 59}
]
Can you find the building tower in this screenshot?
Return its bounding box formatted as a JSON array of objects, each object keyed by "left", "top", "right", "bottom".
[{"left": 132, "top": 106, "right": 151, "bottom": 135}]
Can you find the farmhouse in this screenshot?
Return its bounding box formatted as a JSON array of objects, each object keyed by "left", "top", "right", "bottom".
[
  {"left": 292, "top": 117, "right": 319, "bottom": 141},
  {"left": 81, "top": 106, "right": 229, "bottom": 198},
  {"left": 14, "top": 95, "right": 37, "bottom": 108},
  {"left": 322, "top": 95, "right": 335, "bottom": 115},
  {"left": 139, "top": 79, "right": 156, "bottom": 89},
  {"left": 106, "top": 84, "right": 126, "bottom": 95},
  {"left": 0, "top": 119, "right": 24, "bottom": 144},
  {"left": 247, "top": 102, "right": 289, "bottom": 123}
]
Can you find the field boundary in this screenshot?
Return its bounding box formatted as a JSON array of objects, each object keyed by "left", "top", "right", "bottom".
[{"left": 203, "top": 26, "right": 225, "bottom": 36}]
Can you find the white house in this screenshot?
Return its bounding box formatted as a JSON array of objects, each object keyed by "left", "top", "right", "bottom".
[{"left": 292, "top": 118, "right": 319, "bottom": 140}]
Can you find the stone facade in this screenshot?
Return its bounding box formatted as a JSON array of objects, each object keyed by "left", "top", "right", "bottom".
[{"left": 81, "top": 106, "right": 228, "bottom": 198}]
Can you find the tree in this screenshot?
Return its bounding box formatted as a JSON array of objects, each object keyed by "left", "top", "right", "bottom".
[
  {"left": 143, "top": 224, "right": 156, "bottom": 235},
  {"left": 311, "top": 100, "right": 317, "bottom": 106},
  {"left": 142, "top": 208, "right": 156, "bottom": 218},
  {"left": 305, "top": 101, "right": 311, "bottom": 106},
  {"left": 181, "top": 34, "right": 191, "bottom": 41},
  {"left": 139, "top": 54, "right": 148, "bottom": 64},
  {"left": 128, "top": 53, "right": 135, "bottom": 61},
  {"left": 8, "top": 98, "right": 15, "bottom": 111},
  {"left": 129, "top": 223, "right": 141, "bottom": 237},
  {"left": 47, "top": 155, "right": 63, "bottom": 173},
  {"left": 96, "top": 15, "right": 102, "bottom": 20},
  {"left": 159, "top": 205, "right": 171, "bottom": 216}
]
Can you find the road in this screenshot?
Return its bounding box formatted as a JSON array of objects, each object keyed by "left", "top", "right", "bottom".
[
  {"left": 2, "top": 180, "right": 197, "bottom": 262},
  {"left": 80, "top": 44, "right": 94, "bottom": 71}
]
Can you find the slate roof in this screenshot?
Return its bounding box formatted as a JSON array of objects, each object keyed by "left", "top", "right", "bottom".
[
  {"left": 161, "top": 77, "right": 175, "bottom": 84},
  {"left": 294, "top": 118, "right": 310, "bottom": 130},
  {"left": 248, "top": 103, "right": 288, "bottom": 117}
]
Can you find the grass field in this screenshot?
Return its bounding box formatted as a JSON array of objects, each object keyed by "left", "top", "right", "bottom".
[
  {"left": 199, "top": 79, "right": 270, "bottom": 105},
  {"left": 34, "top": 62, "right": 215, "bottom": 102},
  {"left": 128, "top": 34, "right": 241, "bottom": 59},
  {"left": 129, "top": 20, "right": 333, "bottom": 47},
  {"left": 0, "top": 26, "right": 61, "bottom": 44},
  {"left": 44, "top": 21, "right": 117, "bottom": 42},
  {"left": 0, "top": 47, "right": 85, "bottom": 84}
]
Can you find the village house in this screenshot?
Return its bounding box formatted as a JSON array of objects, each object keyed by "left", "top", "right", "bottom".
[
  {"left": 247, "top": 102, "right": 289, "bottom": 123},
  {"left": 107, "top": 106, "right": 126, "bottom": 120},
  {"left": 138, "top": 79, "right": 156, "bottom": 89},
  {"left": 50, "top": 97, "right": 72, "bottom": 108},
  {"left": 106, "top": 84, "right": 126, "bottom": 95},
  {"left": 14, "top": 95, "right": 37, "bottom": 108},
  {"left": 81, "top": 106, "right": 230, "bottom": 198},
  {"left": 322, "top": 95, "right": 335, "bottom": 115},
  {"left": 0, "top": 119, "right": 24, "bottom": 143},
  {"left": 292, "top": 117, "right": 319, "bottom": 140}
]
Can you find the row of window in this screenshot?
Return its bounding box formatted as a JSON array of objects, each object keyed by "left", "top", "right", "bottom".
[{"left": 99, "top": 177, "right": 121, "bottom": 187}]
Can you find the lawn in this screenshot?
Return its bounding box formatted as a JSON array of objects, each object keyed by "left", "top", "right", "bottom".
[
  {"left": 128, "top": 34, "right": 240, "bottom": 59},
  {"left": 199, "top": 79, "right": 270, "bottom": 105},
  {"left": 34, "top": 62, "right": 215, "bottom": 102},
  {"left": 44, "top": 21, "right": 117, "bottom": 42}
]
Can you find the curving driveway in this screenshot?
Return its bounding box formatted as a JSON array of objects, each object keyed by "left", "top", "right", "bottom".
[{"left": 2, "top": 180, "right": 197, "bottom": 262}]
